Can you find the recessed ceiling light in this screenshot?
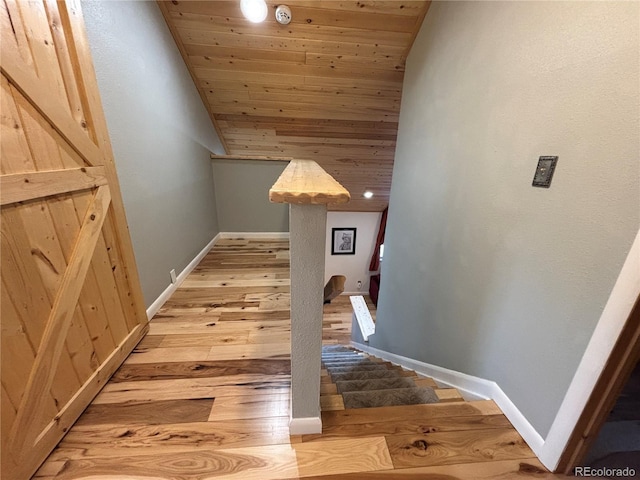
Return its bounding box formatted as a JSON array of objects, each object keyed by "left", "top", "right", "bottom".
[
  {"left": 240, "top": 0, "right": 268, "bottom": 23},
  {"left": 363, "top": 191, "right": 374, "bottom": 199}
]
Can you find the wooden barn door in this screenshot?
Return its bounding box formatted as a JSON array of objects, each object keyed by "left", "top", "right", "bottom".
[{"left": 0, "top": 1, "right": 149, "bottom": 478}]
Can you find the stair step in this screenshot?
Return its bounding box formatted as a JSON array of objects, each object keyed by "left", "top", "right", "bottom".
[
  {"left": 321, "top": 383, "right": 338, "bottom": 395},
  {"left": 336, "top": 377, "right": 416, "bottom": 393},
  {"left": 323, "top": 360, "right": 378, "bottom": 368},
  {"left": 321, "top": 354, "right": 366, "bottom": 361},
  {"left": 342, "top": 387, "right": 439, "bottom": 409},
  {"left": 320, "top": 394, "right": 344, "bottom": 411},
  {"left": 325, "top": 364, "right": 395, "bottom": 374},
  {"left": 321, "top": 346, "right": 355, "bottom": 353},
  {"left": 435, "top": 388, "right": 465, "bottom": 402},
  {"left": 321, "top": 351, "right": 363, "bottom": 356},
  {"left": 414, "top": 377, "right": 438, "bottom": 388},
  {"left": 322, "top": 355, "right": 373, "bottom": 361},
  {"left": 330, "top": 370, "right": 406, "bottom": 382},
  {"left": 323, "top": 356, "right": 374, "bottom": 362},
  {"left": 320, "top": 345, "right": 459, "bottom": 412}
]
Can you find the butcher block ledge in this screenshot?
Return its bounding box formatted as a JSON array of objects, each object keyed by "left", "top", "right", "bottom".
[{"left": 269, "top": 159, "right": 350, "bottom": 205}]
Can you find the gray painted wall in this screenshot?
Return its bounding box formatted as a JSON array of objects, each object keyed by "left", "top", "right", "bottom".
[
  {"left": 212, "top": 160, "right": 289, "bottom": 232},
  {"left": 83, "top": 1, "right": 224, "bottom": 307},
  {"left": 374, "top": 1, "right": 639, "bottom": 437}
]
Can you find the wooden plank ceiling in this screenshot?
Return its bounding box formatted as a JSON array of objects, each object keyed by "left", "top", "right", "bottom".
[{"left": 158, "top": 0, "right": 431, "bottom": 212}]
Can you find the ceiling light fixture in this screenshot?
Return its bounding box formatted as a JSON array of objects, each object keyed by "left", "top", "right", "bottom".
[
  {"left": 363, "top": 191, "right": 374, "bottom": 199},
  {"left": 275, "top": 5, "right": 292, "bottom": 24},
  {"left": 240, "top": 0, "right": 268, "bottom": 23}
]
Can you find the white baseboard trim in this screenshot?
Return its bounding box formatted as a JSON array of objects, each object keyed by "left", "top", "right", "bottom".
[
  {"left": 289, "top": 416, "right": 322, "bottom": 435},
  {"left": 342, "top": 291, "right": 364, "bottom": 296},
  {"left": 219, "top": 231, "right": 290, "bottom": 239},
  {"left": 146, "top": 233, "right": 221, "bottom": 320},
  {"left": 351, "top": 341, "right": 545, "bottom": 457}
]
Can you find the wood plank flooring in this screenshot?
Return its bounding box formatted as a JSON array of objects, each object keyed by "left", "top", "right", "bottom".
[{"left": 36, "top": 237, "right": 574, "bottom": 479}]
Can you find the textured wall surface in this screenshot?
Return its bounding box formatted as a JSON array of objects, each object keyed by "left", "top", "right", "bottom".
[
  {"left": 290, "top": 204, "right": 327, "bottom": 420},
  {"left": 83, "top": 1, "right": 224, "bottom": 307},
  {"left": 375, "top": 1, "right": 639, "bottom": 437},
  {"left": 211, "top": 160, "right": 289, "bottom": 232}
]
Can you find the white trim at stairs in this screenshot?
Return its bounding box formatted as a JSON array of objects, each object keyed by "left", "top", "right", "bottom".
[
  {"left": 351, "top": 341, "right": 545, "bottom": 457},
  {"left": 289, "top": 416, "right": 322, "bottom": 435},
  {"left": 146, "top": 233, "right": 221, "bottom": 320},
  {"left": 219, "top": 231, "right": 290, "bottom": 239}
]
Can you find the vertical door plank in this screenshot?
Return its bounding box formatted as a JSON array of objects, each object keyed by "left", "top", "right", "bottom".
[
  {"left": 42, "top": 0, "right": 87, "bottom": 133},
  {"left": 101, "top": 215, "right": 143, "bottom": 331},
  {"left": 12, "top": 0, "right": 68, "bottom": 109},
  {"left": 0, "top": 1, "right": 18, "bottom": 53},
  {"left": 0, "top": 208, "right": 53, "bottom": 355},
  {"left": 0, "top": 75, "right": 32, "bottom": 174},
  {"left": 0, "top": 382, "right": 18, "bottom": 475},
  {"left": 84, "top": 233, "right": 131, "bottom": 343},
  {"left": 2, "top": 0, "right": 35, "bottom": 69},
  {"left": 0, "top": 276, "right": 60, "bottom": 448},
  {"left": 64, "top": 302, "right": 100, "bottom": 383},
  {"left": 0, "top": 277, "right": 56, "bottom": 420},
  {"left": 1, "top": 382, "right": 17, "bottom": 435}
]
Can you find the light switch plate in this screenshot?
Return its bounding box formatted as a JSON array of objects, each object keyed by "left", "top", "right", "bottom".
[{"left": 532, "top": 156, "right": 558, "bottom": 188}]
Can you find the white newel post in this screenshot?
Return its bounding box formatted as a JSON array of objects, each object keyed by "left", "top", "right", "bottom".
[{"left": 269, "top": 159, "right": 350, "bottom": 435}]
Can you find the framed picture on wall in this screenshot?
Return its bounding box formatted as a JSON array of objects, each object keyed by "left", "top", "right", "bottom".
[{"left": 331, "top": 228, "right": 357, "bottom": 255}]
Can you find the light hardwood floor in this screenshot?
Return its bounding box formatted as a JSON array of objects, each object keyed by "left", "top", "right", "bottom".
[{"left": 36, "top": 237, "right": 573, "bottom": 479}]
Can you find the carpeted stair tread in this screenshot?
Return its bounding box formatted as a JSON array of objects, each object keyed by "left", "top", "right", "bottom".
[
  {"left": 321, "top": 346, "right": 355, "bottom": 353},
  {"left": 322, "top": 345, "right": 442, "bottom": 410},
  {"left": 336, "top": 377, "right": 417, "bottom": 393},
  {"left": 330, "top": 370, "right": 404, "bottom": 382},
  {"left": 322, "top": 354, "right": 372, "bottom": 361},
  {"left": 342, "top": 387, "right": 439, "bottom": 409},
  {"left": 325, "top": 364, "right": 393, "bottom": 374},
  {"left": 323, "top": 362, "right": 377, "bottom": 369},
  {"left": 321, "top": 350, "right": 362, "bottom": 356},
  {"left": 323, "top": 361, "right": 378, "bottom": 368},
  {"left": 322, "top": 357, "right": 366, "bottom": 363},
  {"left": 321, "top": 354, "right": 366, "bottom": 361}
]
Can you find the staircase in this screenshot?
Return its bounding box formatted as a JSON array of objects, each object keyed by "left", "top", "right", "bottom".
[{"left": 320, "top": 345, "right": 464, "bottom": 411}]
